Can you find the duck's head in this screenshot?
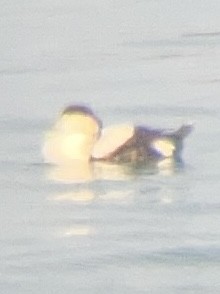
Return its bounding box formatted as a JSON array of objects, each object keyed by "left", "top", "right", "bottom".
[{"left": 42, "top": 105, "right": 102, "bottom": 164}]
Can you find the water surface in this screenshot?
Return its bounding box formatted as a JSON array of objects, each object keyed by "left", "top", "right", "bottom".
[{"left": 1, "top": 0, "right": 220, "bottom": 293}]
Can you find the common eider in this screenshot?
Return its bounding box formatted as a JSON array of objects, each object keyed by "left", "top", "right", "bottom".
[{"left": 42, "top": 105, "right": 193, "bottom": 165}]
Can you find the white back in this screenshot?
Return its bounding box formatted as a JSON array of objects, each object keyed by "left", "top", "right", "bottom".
[{"left": 92, "top": 124, "right": 134, "bottom": 159}]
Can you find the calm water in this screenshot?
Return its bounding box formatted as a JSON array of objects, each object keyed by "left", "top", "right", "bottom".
[{"left": 1, "top": 0, "right": 220, "bottom": 293}]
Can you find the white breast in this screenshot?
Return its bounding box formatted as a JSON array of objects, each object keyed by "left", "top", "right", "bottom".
[{"left": 42, "top": 132, "right": 93, "bottom": 164}]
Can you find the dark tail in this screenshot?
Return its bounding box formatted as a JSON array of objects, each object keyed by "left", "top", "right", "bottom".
[
  {"left": 167, "top": 124, "right": 193, "bottom": 161},
  {"left": 173, "top": 124, "right": 194, "bottom": 140}
]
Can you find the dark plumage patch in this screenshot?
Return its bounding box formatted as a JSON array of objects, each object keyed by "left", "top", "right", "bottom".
[
  {"left": 62, "top": 105, "right": 102, "bottom": 129},
  {"left": 62, "top": 105, "right": 94, "bottom": 116},
  {"left": 100, "top": 125, "right": 192, "bottom": 163}
]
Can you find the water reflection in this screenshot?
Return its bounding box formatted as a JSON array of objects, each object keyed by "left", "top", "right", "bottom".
[
  {"left": 46, "top": 160, "right": 134, "bottom": 183},
  {"left": 46, "top": 161, "right": 94, "bottom": 183},
  {"left": 157, "top": 158, "right": 181, "bottom": 176},
  {"left": 99, "top": 190, "right": 134, "bottom": 205},
  {"left": 45, "top": 159, "right": 182, "bottom": 184},
  {"left": 62, "top": 225, "right": 94, "bottom": 237},
  {"left": 94, "top": 161, "right": 134, "bottom": 181},
  {"left": 46, "top": 159, "right": 184, "bottom": 241},
  {"left": 158, "top": 187, "right": 176, "bottom": 205},
  {"left": 49, "top": 189, "right": 95, "bottom": 203}
]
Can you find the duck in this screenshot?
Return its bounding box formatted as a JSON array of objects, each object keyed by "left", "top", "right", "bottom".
[{"left": 42, "top": 105, "right": 193, "bottom": 165}]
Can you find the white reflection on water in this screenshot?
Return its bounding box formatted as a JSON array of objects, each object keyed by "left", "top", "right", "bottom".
[
  {"left": 49, "top": 188, "right": 134, "bottom": 205},
  {"left": 46, "top": 159, "right": 183, "bottom": 241},
  {"left": 46, "top": 161, "right": 94, "bottom": 183},
  {"left": 61, "top": 225, "right": 94, "bottom": 238},
  {"left": 49, "top": 190, "right": 95, "bottom": 203},
  {"left": 45, "top": 158, "right": 180, "bottom": 184},
  {"left": 45, "top": 161, "right": 133, "bottom": 183},
  {"left": 99, "top": 190, "right": 133, "bottom": 204},
  {"left": 158, "top": 187, "right": 176, "bottom": 205},
  {"left": 157, "top": 158, "right": 178, "bottom": 175},
  {"left": 94, "top": 161, "right": 134, "bottom": 181}
]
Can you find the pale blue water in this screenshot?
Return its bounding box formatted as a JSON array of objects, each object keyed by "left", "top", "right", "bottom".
[{"left": 1, "top": 0, "right": 220, "bottom": 293}]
